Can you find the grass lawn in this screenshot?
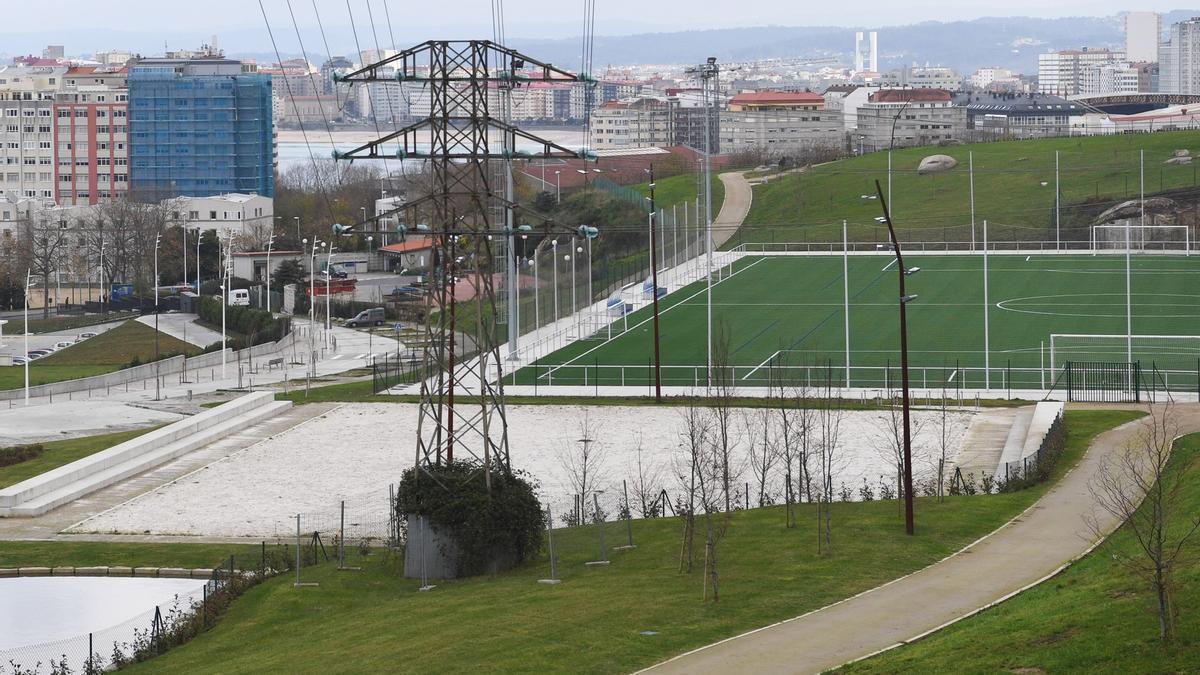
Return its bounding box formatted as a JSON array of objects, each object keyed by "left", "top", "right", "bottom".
[
  {"left": 37, "top": 320, "right": 200, "bottom": 366},
  {"left": 516, "top": 253, "right": 1200, "bottom": 391},
  {"left": 0, "top": 427, "right": 161, "bottom": 489},
  {"left": 0, "top": 541, "right": 268, "bottom": 570},
  {"left": 738, "top": 130, "right": 1200, "bottom": 246},
  {"left": 0, "top": 321, "right": 202, "bottom": 390},
  {"left": 631, "top": 171, "right": 726, "bottom": 216},
  {"left": 123, "top": 409, "right": 1138, "bottom": 674},
  {"left": 24, "top": 311, "right": 138, "bottom": 335},
  {"left": 842, "top": 430, "right": 1200, "bottom": 673}
]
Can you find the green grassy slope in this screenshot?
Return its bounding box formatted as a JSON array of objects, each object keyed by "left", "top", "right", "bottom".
[
  {"left": 843, "top": 431, "right": 1200, "bottom": 673},
  {"left": 736, "top": 131, "right": 1200, "bottom": 246},
  {"left": 0, "top": 427, "right": 161, "bottom": 489},
  {"left": 124, "top": 410, "right": 1137, "bottom": 674}
]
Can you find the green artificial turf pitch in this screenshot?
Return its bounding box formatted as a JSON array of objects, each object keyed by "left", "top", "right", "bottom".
[{"left": 515, "top": 253, "right": 1200, "bottom": 391}]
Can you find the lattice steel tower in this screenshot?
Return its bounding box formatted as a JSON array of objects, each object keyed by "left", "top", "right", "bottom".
[{"left": 336, "top": 41, "right": 584, "bottom": 480}]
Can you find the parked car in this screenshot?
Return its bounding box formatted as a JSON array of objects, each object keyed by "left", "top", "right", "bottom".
[
  {"left": 228, "top": 289, "right": 250, "bottom": 307},
  {"left": 325, "top": 267, "right": 349, "bottom": 279},
  {"left": 79, "top": 332, "right": 98, "bottom": 339},
  {"left": 27, "top": 350, "right": 51, "bottom": 359},
  {"left": 12, "top": 356, "right": 28, "bottom": 365},
  {"left": 55, "top": 341, "right": 74, "bottom": 349},
  {"left": 345, "top": 307, "right": 386, "bottom": 327}
]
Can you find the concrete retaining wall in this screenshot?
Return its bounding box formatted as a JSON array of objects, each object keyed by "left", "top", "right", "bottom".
[
  {"left": 0, "top": 356, "right": 186, "bottom": 402},
  {"left": 1020, "top": 401, "right": 1065, "bottom": 461},
  {"left": 0, "top": 566, "right": 221, "bottom": 579},
  {"left": 0, "top": 391, "right": 290, "bottom": 517}
]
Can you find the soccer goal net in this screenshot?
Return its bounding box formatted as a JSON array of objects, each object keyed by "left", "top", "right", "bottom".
[
  {"left": 1050, "top": 334, "right": 1200, "bottom": 372},
  {"left": 1091, "top": 224, "right": 1190, "bottom": 253}
]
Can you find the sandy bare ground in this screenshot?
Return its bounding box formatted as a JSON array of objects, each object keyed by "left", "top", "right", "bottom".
[{"left": 71, "top": 403, "right": 970, "bottom": 539}]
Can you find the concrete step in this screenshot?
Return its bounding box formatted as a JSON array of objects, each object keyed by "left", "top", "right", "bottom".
[
  {"left": 953, "top": 408, "right": 1019, "bottom": 479},
  {"left": 0, "top": 395, "right": 291, "bottom": 518}
]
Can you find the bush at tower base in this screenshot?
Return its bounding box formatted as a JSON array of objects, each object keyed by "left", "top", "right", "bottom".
[{"left": 395, "top": 459, "right": 544, "bottom": 578}]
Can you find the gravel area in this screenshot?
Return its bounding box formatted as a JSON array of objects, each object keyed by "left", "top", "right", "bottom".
[{"left": 71, "top": 403, "right": 972, "bottom": 538}]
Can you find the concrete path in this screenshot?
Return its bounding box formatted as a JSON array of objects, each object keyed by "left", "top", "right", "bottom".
[
  {"left": 0, "top": 402, "right": 338, "bottom": 542},
  {"left": 0, "top": 400, "right": 184, "bottom": 446},
  {"left": 713, "top": 171, "right": 752, "bottom": 247},
  {"left": 646, "top": 405, "right": 1191, "bottom": 674},
  {"left": 137, "top": 312, "right": 224, "bottom": 348},
  {"left": 952, "top": 407, "right": 1019, "bottom": 478}
]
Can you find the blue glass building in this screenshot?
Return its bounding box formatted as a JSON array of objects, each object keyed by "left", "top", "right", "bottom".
[{"left": 129, "top": 58, "right": 273, "bottom": 199}]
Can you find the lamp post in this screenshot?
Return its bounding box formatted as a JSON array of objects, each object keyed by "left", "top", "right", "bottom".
[
  {"left": 98, "top": 242, "right": 105, "bottom": 315},
  {"left": 645, "top": 165, "right": 663, "bottom": 402},
  {"left": 265, "top": 233, "right": 276, "bottom": 316},
  {"left": 551, "top": 239, "right": 559, "bottom": 324},
  {"left": 182, "top": 227, "right": 188, "bottom": 292},
  {"left": 325, "top": 243, "right": 335, "bottom": 335},
  {"left": 554, "top": 171, "right": 561, "bottom": 204},
  {"left": 293, "top": 216, "right": 300, "bottom": 244},
  {"left": 154, "top": 233, "right": 161, "bottom": 401},
  {"left": 218, "top": 233, "right": 229, "bottom": 379},
  {"left": 875, "top": 179, "right": 918, "bottom": 536},
  {"left": 303, "top": 238, "right": 320, "bottom": 378},
  {"left": 195, "top": 230, "right": 202, "bottom": 298},
  {"left": 24, "top": 269, "right": 31, "bottom": 406}
]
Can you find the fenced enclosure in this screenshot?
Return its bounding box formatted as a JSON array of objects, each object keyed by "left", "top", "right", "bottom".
[{"left": 512, "top": 250, "right": 1200, "bottom": 396}]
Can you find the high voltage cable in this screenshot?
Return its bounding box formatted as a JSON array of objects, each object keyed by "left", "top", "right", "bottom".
[
  {"left": 285, "top": 0, "right": 343, "bottom": 185},
  {"left": 346, "top": 0, "right": 393, "bottom": 181},
  {"left": 311, "top": 0, "right": 350, "bottom": 115},
  {"left": 258, "top": 0, "right": 340, "bottom": 220}
]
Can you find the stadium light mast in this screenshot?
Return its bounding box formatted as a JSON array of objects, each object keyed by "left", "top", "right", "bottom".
[
  {"left": 645, "top": 165, "right": 663, "bottom": 402},
  {"left": 686, "top": 56, "right": 719, "bottom": 391},
  {"left": 875, "top": 179, "right": 917, "bottom": 536}
]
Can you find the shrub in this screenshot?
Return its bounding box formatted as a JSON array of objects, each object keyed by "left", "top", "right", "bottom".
[
  {"left": 0, "top": 443, "right": 44, "bottom": 468},
  {"left": 395, "top": 460, "right": 543, "bottom": 576}
]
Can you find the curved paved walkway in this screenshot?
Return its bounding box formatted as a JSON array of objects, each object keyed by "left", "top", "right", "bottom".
[
  {"left": 712, "top": 171, "right": 752, "bottom": 247},
  {"left": 646, "top": 405, "right": 1194, "bottom": 674}
]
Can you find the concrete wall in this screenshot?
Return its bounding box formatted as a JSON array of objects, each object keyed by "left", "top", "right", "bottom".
[{"left": 0, "top": 355, "right": 186, "bottom": 402}]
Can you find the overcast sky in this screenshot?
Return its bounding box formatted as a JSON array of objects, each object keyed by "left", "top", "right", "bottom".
[{"left": 0, "top": 1, "right": 1186, "bottom": 41}]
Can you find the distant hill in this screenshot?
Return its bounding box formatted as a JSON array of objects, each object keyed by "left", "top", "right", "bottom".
[{"left": 506, "top": 11, "right": 1200, "bottom": 74}]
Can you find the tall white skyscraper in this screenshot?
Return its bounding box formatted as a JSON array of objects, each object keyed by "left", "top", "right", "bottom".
[
  {"left": 1160, "top": 17, "right": 1200, "bottom": 94},
  {"left": 1125, "top": 12, "right": 1162, "bottom": 63},
  {"left": 854, "top": 31, "right": 878, "bottom": 73}
]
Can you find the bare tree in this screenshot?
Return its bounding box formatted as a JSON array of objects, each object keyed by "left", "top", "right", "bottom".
[
  {"left": 675, "top": 401, "right": 709, "bottom": 573},
  {"left": 630, "top": 435, "right": 665, "bottom": 518},
  {"left": 556, "top": 411, "right": 608, "bottom": 525},
  {"left": 17, "top": 212, "right": 70, "bottom": 318},
  {"left": 873, "top": 399, "right": 926, "bottom": 514},
  {"left": 693, "top": 410, "right": 733, "bottom": 601},
  {"left": 937, "top": 387, "right": 950, "bottom": 502},
  {"left": 710, "top": 320, "right": 740, "bottom": 512},
  {"left": 815, "top": 365, "right": 845, "bottom": 554},
  {"left": 1087, "top": 402, "right": 1200, "bottom": 642},
  {"left": 744, "top": 406, "right": 777, "bottom": 507}
]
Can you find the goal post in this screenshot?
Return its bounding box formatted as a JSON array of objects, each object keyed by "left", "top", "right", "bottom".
[
  {"left": 1091, "top": 224, "right": 1190, "bottom": 254},
  {"left": 1050, "top": 334, "right": 1200, "bottom": 373}
]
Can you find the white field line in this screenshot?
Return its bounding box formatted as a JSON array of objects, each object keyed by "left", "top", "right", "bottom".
[
  {"left": 881, "top": 258, "right": 897, "bottom": 272},
  {"left": 542, "top": 256, "right": 770, "bottom": 376},
  {"left": 741, "top": 348, "right": 783, "bottom": 381},
  {"left": 947, "top": 369, "right": 959, "bottom": 382}
]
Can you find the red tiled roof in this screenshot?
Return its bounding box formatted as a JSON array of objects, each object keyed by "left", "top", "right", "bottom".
[
  {"left": 381, "top": 237, "right": 433, "bottom": 254},
  {"left": 730, "top": 91, "right": 823, "bottom": 105},
  {"left": 870, "top": 88, "right": 952, "bottom": 103}
]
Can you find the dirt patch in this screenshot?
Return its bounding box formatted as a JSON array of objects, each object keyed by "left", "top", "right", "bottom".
[{"left": 1028, "top": 627, "right": 1081, "bottom": 646}]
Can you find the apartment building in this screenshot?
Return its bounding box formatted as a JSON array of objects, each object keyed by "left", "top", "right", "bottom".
[
  {"left": 0, "top": 66, "right": 63, "bottom": 203},
  {"left": 128, "top": 56, "right": 274, "bottom": 200},
  {"left": 720, "top": 91, "right": 843, "bottom": 154},
  {"left": 1160, "top": 18, "right": 1200, "bottom": 94},
  {"left": 1037, "top": 48, "right": 1126, "bottom": 95},
  {"left": 54, "top": 66, "right": 129, "bottom": 206},
  {"left": 1078, "top": 63, "right": 1142, "bottom": 95},
  {"left": 589, "top": 98, "right": 673, "bottom": 149},
  {"left": 882, "top": 65, "right": 963, "bottom": 91},
  {"left": 855, "top": 88, "right": 965, "bottom": 152}
]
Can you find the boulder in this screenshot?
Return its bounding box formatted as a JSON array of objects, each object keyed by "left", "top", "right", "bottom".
[
  {"left": 1165, "top": 156, "right": 1193, "bottom": 165},
  {"left": 1093, "top": 197, "right": 1177, "bottom": 226},
  {"left": 1174, "top": 149, "right": 1191, "bottom": 158},
  {"left": 917, "top": 154, "right": 958, "bottom": 174}
]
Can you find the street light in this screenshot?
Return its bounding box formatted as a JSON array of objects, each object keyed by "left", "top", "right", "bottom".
[
  {"left": 551, "top": 239, "right": 559, "bottom": 323},
  {"left": 875, "top": 178, "right": 918, "bottom": 536},
  {"left": 265, "top": 233, "right": 276, "bottom": 316},
  {"left": 293, "top": 216, "right": 301, "bottom": 244},
  {"left": 325, "top": 242, "right": 335, "bottom": 336},
  {"left": 554, "top": 170, "right": 561, "bottom": 204},
  {"left": 23, "top": 269, "right": 31, "bottom": 406},
  {"left": 303, "top": 238, "right": 320, "bottom": 378},
  {"left": 154, "top": 233, "right": 162, "bottom": 401}
]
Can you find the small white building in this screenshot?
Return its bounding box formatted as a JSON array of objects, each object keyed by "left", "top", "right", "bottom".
[{"left": 166, "top": 193, "right": 274, "bottom": 242}]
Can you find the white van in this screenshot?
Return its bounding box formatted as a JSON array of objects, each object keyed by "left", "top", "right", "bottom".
[{"left": 228, "top": 289, "right": 250, "bottom": 307}]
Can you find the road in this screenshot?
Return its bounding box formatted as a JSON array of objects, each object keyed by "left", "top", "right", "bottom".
[
  {"left": 135, "top": 313, "right": 223, "bottom": 348},
  {"left": 645, "top": 406, "right": 1185, "bottom": 674}
]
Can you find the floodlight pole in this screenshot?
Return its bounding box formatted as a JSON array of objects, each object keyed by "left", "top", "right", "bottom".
[
  {"left": 968, "top": 151, "right": 976, "bottom": 251},
  {"left": 843, "top": 220, "right": 851, "bottom": 386},
  {"left": 875, "top": 179, "right": 915, "bottom": 536},
  {"left": 983, "top": 219, "right": 990, "bottom": 390},
  {"left": 647, "top": 164, "right": 663, "bottom": 402},
  {"left": 1130, "top": 151, "right": 1142, "bottom": 364},
  {"left": 1055, "top": 150, "right": 1061, "bottom": 251},
  {"left": 24, "top": 269, "right": 30, "bottom": 406}
]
